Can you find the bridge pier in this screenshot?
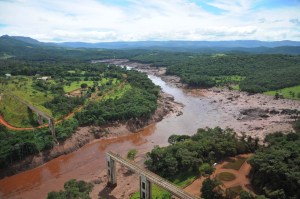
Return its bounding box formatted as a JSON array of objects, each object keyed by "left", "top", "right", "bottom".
[
  {"left": 48, "top": 118, "right": 56, "bottom": 138},
  {"left": 140, "top": 175, "right": 152, "bottom": 199},
  {"left": 37, "top": 113, "right": 43, "bottom": 125},
  {"left": 106, "top": 155, "right": 117, "bottom": 186}
]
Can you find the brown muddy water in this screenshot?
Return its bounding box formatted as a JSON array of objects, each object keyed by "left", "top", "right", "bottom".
[{"left": 0, "top": 73, "right": 232, "bottom": 199}]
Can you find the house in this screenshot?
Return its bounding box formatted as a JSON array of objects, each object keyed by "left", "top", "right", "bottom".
[{"left": 5, "top": 73, "right": 11, "bottom": 78}]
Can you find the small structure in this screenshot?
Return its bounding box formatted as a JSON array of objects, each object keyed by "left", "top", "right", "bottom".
[
  {"left": 37, "top": 76, "right": 51, "bottom": 81},
  {"left": 5, "top": 74, "right": 11, "bottom": 78}
]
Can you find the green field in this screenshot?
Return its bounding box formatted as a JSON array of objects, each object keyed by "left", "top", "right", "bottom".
[
  {"left": 217, "top": 172, "right": 236, "bottom": 181},
  {"left": 63, "top": 81, "right": 95, "bottom": 93},
  {"left": 0, "top": 94, "right": 39, "bottom": 127},
  {"left": 213, "top": 75, "right": 244, "bottom": 90},
  {"left": 0, "top": 77, "right": 54, "bottom": 116},
  {"left": 264, "top": 85, "right": 300, "bottom": 100},
  {"left": 223, "top": 157, "right": 247, "bottom": 170},
  {"left": 130, "top": 184, "right": 171, "bottom": 199},
  {"left": 63, "top": 78, "right": 119, "bottom": 93},
  {"left": 101, "top": 83, "right": 132, "bottom": 100},
  {"left": 0, "top": 75, "right": 125, "bottom": 127}
]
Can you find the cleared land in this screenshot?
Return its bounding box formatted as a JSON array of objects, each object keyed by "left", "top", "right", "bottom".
[
  {"left": 223, "top": 157, "right": 247, "bottom": 170},
  {"left": 264, "top": 85, "right": 300, "bottom": 100},
  {"left": 184, "top": 154, "right": 253, "bottom": 198},
  {"left": 0, "top": 75, "right": 127, "bottom": 129}
]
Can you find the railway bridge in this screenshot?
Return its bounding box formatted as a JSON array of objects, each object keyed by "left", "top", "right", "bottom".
[
  {"left": 2, "top": 91, "right": 56, "bottom": 137},
  {"left": 106, "top": 151, "right": 198, "bottom": 199}
]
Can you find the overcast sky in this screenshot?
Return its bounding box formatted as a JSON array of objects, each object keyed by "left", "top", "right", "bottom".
[{"left": 0, "top": 0, "right": 300, "bottom": 42}]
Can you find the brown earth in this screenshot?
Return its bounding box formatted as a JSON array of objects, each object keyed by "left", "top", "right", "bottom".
[{"left": 184, "top": 154, "right": 254, "bottom": 198}]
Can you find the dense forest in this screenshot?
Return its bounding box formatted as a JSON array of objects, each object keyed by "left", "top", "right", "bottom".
[
  {"left": 75, "top": 69, "right": 160, "bottom": 125},
  {"left": 1, "top": 36, "right": 300, "bottom": 94},
  {"left": 145, "top": 118, "right": 300, "bottom": 199},
  {"left": 145, "top": 127, "right": 259, "bottom": 177},
  {"left": 247, "top": 119, "right": 300, "bottom": 199},
  {"left": 132, "top": 53, "right": 300, "bottom": 93}
]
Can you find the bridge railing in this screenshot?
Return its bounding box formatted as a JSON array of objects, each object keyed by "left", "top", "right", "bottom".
[{"left": 107, "top": 151, "right": 198, "bottom": 199}]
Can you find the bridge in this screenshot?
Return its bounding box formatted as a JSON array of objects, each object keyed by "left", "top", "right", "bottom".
[
  {"left": 106, "top": 151, "right": 198, "bottom": 199},
  {"left": 2, "top": 91, "right": 56, "bottom": 138}
]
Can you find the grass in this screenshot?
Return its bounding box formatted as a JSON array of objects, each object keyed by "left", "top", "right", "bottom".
[
  {"left": 101, "top": 83, "right": 131, "bottom": 100},
  {"left": 130, "top": 184, "right": 171, "bottom": 199},
  {"left": 167, "top": 170, "right": 198, "bottom": 188},
  {"left": 63, "top": 78, "right": 119, "bottom": 93},
  {"left": 223, "top": 157, "right": 247, "bottom": 170},
  {"left": 63, "top": 81, "right": 95, "bottom": 93},
  {"left": 214, "top": 75, "right": 244, "bottom": 83},
  {"left": 217, "top": 172, "right": 236, "bottom": 181},
  {"left": 130, "top": 170, "right": 197, "bottom": 199},
  {"left": 0, "top": 77, "right": 53, "bottom": 116},
  {"left": 264, "top": 85, "right": 300, "bottom": 100},
  {"left": 0, "top": 94, "right": 39, "bottom": 127}
]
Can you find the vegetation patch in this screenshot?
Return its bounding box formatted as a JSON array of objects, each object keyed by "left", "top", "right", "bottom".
[
  {"left": 130, "top": 171, "right": 196, "bottom": 199},
  {"left": 63, "top": 81, "right": 95, "bottom": 93},
  {"left": 0, "top": 77, "right": 54, "bottom": 117},
  {"left": 47, "top": 179, "right": 93, "bottom": 199},
  {"left": 217, "top": 172, "right": 236, "bottom": 181},
  {"left": 248, "top": 121, "right": 300, "bottom": 199},
  {"left": 130, "top": 184, "right": 171, "bottom": 199},
  {"left": 226, "top": 185, "right": 243, "bottom": 198},
  {"left": 223, "top": 157, "right": 247, "bottom": 170},
  {"left": 168, "top": 170, "right": 198, "bottom": 188},
  {"left": 264, "top": 84, "right": 300, "bottom": 100},
  {"left": 0, "top": 94, "right": 39, "bottom": 127}
]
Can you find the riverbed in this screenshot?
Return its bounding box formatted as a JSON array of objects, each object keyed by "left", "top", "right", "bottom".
[{"left": 0, "top": 60, "right": 299, "bottom": 199}]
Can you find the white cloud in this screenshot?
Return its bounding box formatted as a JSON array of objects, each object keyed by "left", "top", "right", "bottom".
[{"left": 0, "top": 0, "right": 299, "bottom": 42}]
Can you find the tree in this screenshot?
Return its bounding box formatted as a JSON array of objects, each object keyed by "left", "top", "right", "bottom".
[
  {"left": 201, "top": 178, "right": 223, "bottom": 199},
  {"left": 47, "top": 179, "right": 93, "bottom": 199},
  {"left": 81, "top": 83, "right": 88, "bottom": 89},
  {"left": 127, "top": 149, "right": 138, "bottom": 160},
  {"left": 239, "top": 190, "right": 255, "bottom": 199},
  {"left": 198, "top": 163, "right": 215, "bottom": 176}
]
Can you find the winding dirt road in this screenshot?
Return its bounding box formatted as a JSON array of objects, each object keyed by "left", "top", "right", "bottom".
[{"left": 0, "top": 81, "right": 126, "bottom": 131}]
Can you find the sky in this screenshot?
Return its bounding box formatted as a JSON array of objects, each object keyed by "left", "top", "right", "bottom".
[{"left": 0, "top": 0, "right": 300, "bottom": 42}]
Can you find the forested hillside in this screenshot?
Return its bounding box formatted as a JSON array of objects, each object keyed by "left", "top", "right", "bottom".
[
  {"left": 0, "top": 60, "right": 159, "bottom": 172},
  {"left": 131, "top": 53, "right": 300, "bottom": 94},
  {"left": 248, "top": 119, "right": 300, "bottom": 199}
]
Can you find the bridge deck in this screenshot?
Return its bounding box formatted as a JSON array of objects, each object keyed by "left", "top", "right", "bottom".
[
  {"left": 4, "top": 91, "right": 52, "bottom": 120},
  {"left": 107, "top": 151, "right": 198, "bottom": 199}
]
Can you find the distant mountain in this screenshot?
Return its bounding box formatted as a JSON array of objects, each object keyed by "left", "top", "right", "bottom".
[
  {"left": 57, "top": 40, "right": 300, "bottom": 49},
  {"left": 0, "top": 35, "right": 38, "bottom": 47},
  {"left": 1, "top": 35, "right": 300, "bottom": 55},
  {"left": 11, "top": 36, "right": 42, "bottom": 45}
]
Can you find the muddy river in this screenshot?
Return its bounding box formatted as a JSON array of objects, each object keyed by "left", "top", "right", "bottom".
[{"left": 0, "top": 63, "right": 298, "bottom": 199}]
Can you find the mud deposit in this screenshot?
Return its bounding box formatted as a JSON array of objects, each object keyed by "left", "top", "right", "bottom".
[{"left": 0, "top": 60, "right": 299, "bottom": 199}]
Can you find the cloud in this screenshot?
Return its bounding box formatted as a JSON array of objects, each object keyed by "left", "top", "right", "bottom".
[
  {"left": 0, "top": 0, "right": 299, "bottom": 41},
  {"left": 290, "top": 18, "right": 300, "bottom": 26}
]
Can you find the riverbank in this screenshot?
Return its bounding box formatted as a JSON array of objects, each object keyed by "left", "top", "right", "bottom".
[
  {"left": 0, "top": 89, "right": 183, "bottom": 179},
  {"left": 1, "top": 59, "right": 299, "bottom": 199},
  {"left": 107, "top": 59, "right": 300, "bottom": 141}
]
